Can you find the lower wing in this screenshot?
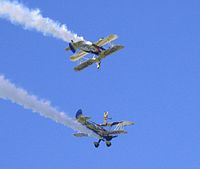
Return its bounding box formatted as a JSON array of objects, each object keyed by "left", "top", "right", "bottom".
[
  {"left": 74, "top": 58, "right": 97, "bottom": 72},
  {"left": 107, "top": 130, "right": 127, "bottom": 135},
  {"left": 73, "top": 133, "right": 89, "bottom": 137},
  {"left": 70, "top": 51, "right": 88, "bottom": 62},
  {"left": 99, "top": 45, "right": 124, "bottom": 59}
]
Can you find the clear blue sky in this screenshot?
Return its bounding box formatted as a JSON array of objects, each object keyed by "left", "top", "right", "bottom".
[{"left": 0, "top": 0, "right": 200, "bottom": 168}]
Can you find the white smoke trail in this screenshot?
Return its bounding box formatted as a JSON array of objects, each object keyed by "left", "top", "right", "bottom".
[
  {"left": 0, "top": 0, "right": 86, "bottom": 42},
  {"left": 0, "top": 75, "right": 98, "bottom": 138}
]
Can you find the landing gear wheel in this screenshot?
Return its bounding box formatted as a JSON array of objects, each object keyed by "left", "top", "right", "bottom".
[
  {"left": 94, "top": 142, "right": 99, "bottom": 148},
  {"left": 97, "top": 62, "right": 101, "bottom": 69},
  {"left": 106, "top": 141, "right": 111, "bottom": 147}
]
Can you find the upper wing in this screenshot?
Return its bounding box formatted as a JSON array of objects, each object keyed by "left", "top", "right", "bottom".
[
  {"left": 98, "top": 122, "right": 121, "bottom": 127},
  {"left": 74, "top": 58, "right": 97, "bottom": 72},
  {"left": 95, "top": 34, "right": 118, "bottom": 47},
  {"left": 70, "top": 50, "right": 88, "bottom": 62},
  {"left": 118, "top": 121, "right": 134, "bottom": 127},
  {"left": 107, "top": 130, "right": 127, "bottom": 135},
  {"left": 99, "top": 121, "right": 134, "bottom": 127},
  {"left": 109, "top": 121, "right": 134, "bottom": 127}
]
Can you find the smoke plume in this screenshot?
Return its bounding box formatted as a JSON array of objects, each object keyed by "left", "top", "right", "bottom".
[
  {"left": 0, "top": 1, "right": 85, "bottom": 42},
  {"left": 0, "top": 75, "right": 98, "bottom": 138}
]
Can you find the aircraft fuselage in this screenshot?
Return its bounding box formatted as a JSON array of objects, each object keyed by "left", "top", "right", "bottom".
[
  {"left": 77, "top": 116, "right": 114, "bottom": 141},
  {"left": 80, "top": 44, "right": 105, "bottom": 55}
]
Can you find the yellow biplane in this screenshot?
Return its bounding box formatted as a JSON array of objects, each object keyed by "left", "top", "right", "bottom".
[
  {"left": 74, "top": 109, "right": 134, "bottom": 148},
  {"left": 65, "top": 34, "right": 124, "bottom": 71}
]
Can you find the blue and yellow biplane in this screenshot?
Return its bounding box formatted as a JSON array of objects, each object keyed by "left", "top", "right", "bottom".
[
  {"left": 65, "top": 34, "right": 124, "bottom": 71},
  {"left": 74, "top": 109, "right": 134, "bottom": 148}
]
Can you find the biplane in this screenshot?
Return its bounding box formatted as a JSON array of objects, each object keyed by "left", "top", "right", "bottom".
[
  {"left": 74, "top": 109, "right": 134, "bottom": 148},
  {"left": 65, "top": 34, "right": 124, "bottom": 71}
]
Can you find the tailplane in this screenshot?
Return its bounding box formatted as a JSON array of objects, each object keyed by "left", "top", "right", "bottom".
[{"left": 65, "top": 40, "right": 85, "bottom": 53}]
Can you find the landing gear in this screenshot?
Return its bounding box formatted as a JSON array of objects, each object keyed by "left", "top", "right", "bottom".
[
  {"left": 97, "top": 61, "right": 101, "bottom": 69},
  {"left": 94, "top": 139, "right": 102, "bottom": 148},
  {"left": 93, "top": 139, "right": 112, "bottom": 148},
  {"left": 106, "top": 141, "right": 112, "bottom": 147},
  {"left": 94, "top": 142, "right": 100, "bottom": 148}
]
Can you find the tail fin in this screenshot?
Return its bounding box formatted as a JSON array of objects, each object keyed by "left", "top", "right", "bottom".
[
  {"left": 69, "top": 42, "right": 76, "bottom": 53},
  {"left": 65, "top": 40, "right": 76, "bottom": 53},
  {"left": 76, "top": 109, "right": 83, "bottom": 119}
]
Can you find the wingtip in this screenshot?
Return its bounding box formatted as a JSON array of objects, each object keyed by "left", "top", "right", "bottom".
[{"left": 111, "top": 34, "right": 118, "bottom": 38}]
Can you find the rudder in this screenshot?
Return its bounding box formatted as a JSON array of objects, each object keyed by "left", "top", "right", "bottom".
[{"left": 76, "top": 109, "right": 83, "bottom": 119}]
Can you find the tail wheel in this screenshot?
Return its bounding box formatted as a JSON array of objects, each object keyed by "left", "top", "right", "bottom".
[
  {"left": 106, "top": 141, "right": 111, "bottom": 147},
  {"left": 94, "top": 142, "right": 99, "bottom": 148}
]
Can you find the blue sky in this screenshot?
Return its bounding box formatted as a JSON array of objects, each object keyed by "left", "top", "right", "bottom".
[{"left": 0, "top": 0, "right": 200, "bottom": 168}]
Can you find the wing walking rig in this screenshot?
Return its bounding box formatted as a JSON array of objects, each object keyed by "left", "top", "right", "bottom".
[{"left": 73, "top": 109, "right": 134, "bottom": 148}]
